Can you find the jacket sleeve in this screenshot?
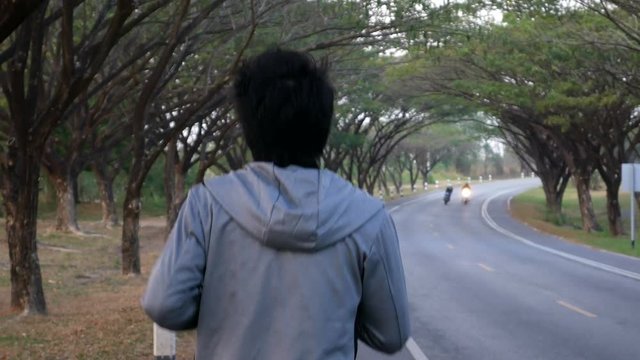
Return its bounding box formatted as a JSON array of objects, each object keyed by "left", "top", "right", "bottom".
[
  {"left": 356, "top": 212, "right": 411, "bottom": 353},
  {"left": 141, "top": 186, "right": 208, "bottom": 331}
]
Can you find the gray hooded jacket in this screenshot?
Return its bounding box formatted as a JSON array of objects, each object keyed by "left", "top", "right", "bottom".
[{"left": 142, "top": 162, "right": 410, "bottom": 359}]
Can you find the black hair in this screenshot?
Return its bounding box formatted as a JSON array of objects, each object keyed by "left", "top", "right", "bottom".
[{"left": 232, "top": 48, "right": 334, "bottom": 168}]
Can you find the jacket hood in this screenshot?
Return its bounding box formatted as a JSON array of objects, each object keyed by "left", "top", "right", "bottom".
[{"left": 203, "top": 162, "right": 383, "bottom": 252}]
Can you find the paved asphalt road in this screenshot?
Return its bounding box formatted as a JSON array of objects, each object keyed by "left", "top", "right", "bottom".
[{"left": 357, "top": 178, "right": 640, "bottom": 360}]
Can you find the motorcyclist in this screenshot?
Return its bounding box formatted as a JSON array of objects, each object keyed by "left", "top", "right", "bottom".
[
  {"left": 461, "top": 182, "right": 472, "bottom": 204},
  {"left": 443, "top": 185, "right": 454, "bottom": 204}
]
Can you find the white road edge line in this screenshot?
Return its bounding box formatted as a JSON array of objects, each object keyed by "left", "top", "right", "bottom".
[
  {"left": 481, "top": 190, "right": 640, "bottom": 282},
  {"left": 389, "top": 194, "right": 433, "bottom": 214},
  {"left": 406, "top": 337, "right": 430, "bottom": 360}
]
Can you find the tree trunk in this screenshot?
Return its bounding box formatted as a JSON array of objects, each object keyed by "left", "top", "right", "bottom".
[
  {"left": 420, "top": 168, "right": 429, "bottom": 187},
  {"left": 1, "top": 151, "right": 47, "bottom": 314},
  {"left": 383, "top": 177, "right": 390, "bottom": 196},
  {"left": 164, "top": 140, "right": 177, "bottom": 234},
  {"left": 164, "top": 140, "right": 187, "bottom": 233},
  {"left": 539, "top": 170, "right": 570, "bottom": 225},
  {"left": 195, "top": 165, "right": 206, "bottom": 184},
  {"left": 93, "top": 163, "right": 119, "bottom": 228},
  {"left": 408, "top": 163, "right": 418, "bottom": 192},
  {"left": 344, "top": 155, "right": 355, "bottom": 184},
  {"left": 0, "top": 0, "right": 47, "bottom": 43},
  {"left": 377, "top": 171, "right": 390, "bottom": 197},
  {"left": 388, "top": 170, "right": 402, "bottom": 195},
  {"left": 363, "top": 165, "right": 382, "bottom": 195},
  {"left": 573, "top": 171, "right": 602, "bottom": 232},
  {"left": 121, "top": 188, "right": 142, "bottom": 275},
  {"left": 73, "top": 175, "right": 80, "bottom": 204},
  {"left": 598, "top": 164, "right": 624, "bottom": 236},
  {"left": 171, "top": 170, "right": 185, "bottom": 223},
  {"left": 605, "top": 185, "right": 624, "bottom": 236},
  {"left": 541, "top": 180, "right": 565, "bottom": 224},
  {"left": 42, "top": 145, "right": 82, "bottom": 233},
  {"left": 50, "top": 172, "right": 81, "bottom": 233}
]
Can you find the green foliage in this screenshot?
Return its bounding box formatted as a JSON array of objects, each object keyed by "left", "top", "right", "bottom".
[
  {"left": 328, "top": 130, "right": 366, "bottom": 149},
  {"left": 409, "top": 5, "right": 640, "bottom": 134},
  {"left": 141, "top": 159, "right": 165, "bottom": 204}
]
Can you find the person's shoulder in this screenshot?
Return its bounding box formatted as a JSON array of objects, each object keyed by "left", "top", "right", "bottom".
[
  {"left": 199, "top": 168, "right": 249, "bottom": 193},
  {"left": 187, "top": 172, "right": 242, "bottom": 208},
  {"left": 180, "top": 182, "right": 215, "bottom": 208}
]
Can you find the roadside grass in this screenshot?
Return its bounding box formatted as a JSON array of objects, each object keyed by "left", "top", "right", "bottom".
[
  {"left": 511, "top": 187, "right": 640, "bottom": 258},
  {"left": 36, "top": 197, "right": 167, "bottom": 222},
  {"left": 0, "top": 213, "right": 197, "bottom": 359}
]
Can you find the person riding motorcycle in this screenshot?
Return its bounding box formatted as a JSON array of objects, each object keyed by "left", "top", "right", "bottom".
[
  {"left": 443, "top": 185, "right": 454, "bottom": 205},
  {"left": 461, "top": 182, "right": 471, "bottom": 204}
]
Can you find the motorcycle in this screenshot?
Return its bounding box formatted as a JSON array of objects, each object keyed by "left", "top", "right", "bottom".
[
  {"left": 443, "top": 186, "right": 453, "bottom": 205},
  {"left": 461, "top": 186, "right": 471, "bottom": 205}
]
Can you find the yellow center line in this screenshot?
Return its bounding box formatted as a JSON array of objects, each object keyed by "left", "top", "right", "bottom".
[
  {"left": 477, "top": 263, "right": 495, "bottom": 272},
  {"left": 557, "top": 300, "right": 597, "bottom": 318}
]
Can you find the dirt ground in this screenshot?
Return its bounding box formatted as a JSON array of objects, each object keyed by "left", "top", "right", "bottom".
[{"left": 0, "top": 218, "right": 197, "bottom": 359}]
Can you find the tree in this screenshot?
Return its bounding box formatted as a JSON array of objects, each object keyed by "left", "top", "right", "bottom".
[
  {"left": 496, "top": 111, "right": 571, "bottom": 222},
  {"left": 525, "top": 11, "right": 640, "bottom": 234},
  {"left": 0, "top": 0, "right": 138, "bottom": 314},
  {"left": 385, "top": 149, "right": 408, "bottom": 195},
  {"left": 42, "top": 120, "right": 86, "bottom": 233},
  {"left": 483, "top": 0, "right": 640, "bottom": 235},
  {"left": 329, "top": 105, "right": 431, "bottom": 193},
  {"left": 579, "top": 0, "right": 640, "bottom": 52},
  {"left": 0, "top": 0, "right": 45, "bottom": 43},
  {"left": 121, "top": 0, "right": 238, "bottom": 274},
  {"left": 323, "top": 51, "right": 436, "bottom": 193},
  {"left": 163, "top": 107, "right": 233, "bottom": 231},
  {"left": 408, "top": 8, "right": 640, "bottom": 233},
  {"left": 92, "top": 152, "right": 124, "bottom": 228},
  {"left": 40, "top": 34, "right": 151, "bottom": 232},
  {"left": 117, "top": 0, "right": 430, "bottom": 270},
  {"left": 396, "top": 124, "right": 470, "bottom": 187}
]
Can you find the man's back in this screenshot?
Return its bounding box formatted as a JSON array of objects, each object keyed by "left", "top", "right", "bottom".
[
  {"left": 142, "top": 163, "right": 410, "bottom": 359},
  {"left": 143, "top": 48, "right": 410, "bottom": 359}
]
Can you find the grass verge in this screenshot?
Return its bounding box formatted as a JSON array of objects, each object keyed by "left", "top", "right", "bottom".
[
  {"left": 0, "top": 217, "right": 196, "bottom": 359},
  {"left": 511, "top": 187, "right": 640, "bottom": 258}
]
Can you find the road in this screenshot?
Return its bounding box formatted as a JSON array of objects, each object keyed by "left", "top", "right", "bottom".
[{"left": 357, "top": 178, "right": 640, "bottom": 360}]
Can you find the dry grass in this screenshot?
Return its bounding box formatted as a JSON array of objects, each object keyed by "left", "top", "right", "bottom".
[{"left": 0, "top": 218, "right": 197, "bottom": 359}]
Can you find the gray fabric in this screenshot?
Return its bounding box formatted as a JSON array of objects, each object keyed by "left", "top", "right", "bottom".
[{"left": 142, "top": 162, "right": 410, "bottom": 359}]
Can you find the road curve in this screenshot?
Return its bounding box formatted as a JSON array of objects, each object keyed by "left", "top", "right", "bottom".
[{"left": 358, "top": 178, "right": 640, "bottom": 360}]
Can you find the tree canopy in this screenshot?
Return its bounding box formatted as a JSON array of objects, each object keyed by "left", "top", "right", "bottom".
[{"left": 2, "top": 0, "right": 639, "bottom": 315}]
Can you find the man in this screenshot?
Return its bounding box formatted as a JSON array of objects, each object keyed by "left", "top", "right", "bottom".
[
  {"left": 461, "top": 182, "right": 472, "bottom": 204},
  {"left": 142, "top": 48, "right": 410, "bottom": 359}
]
